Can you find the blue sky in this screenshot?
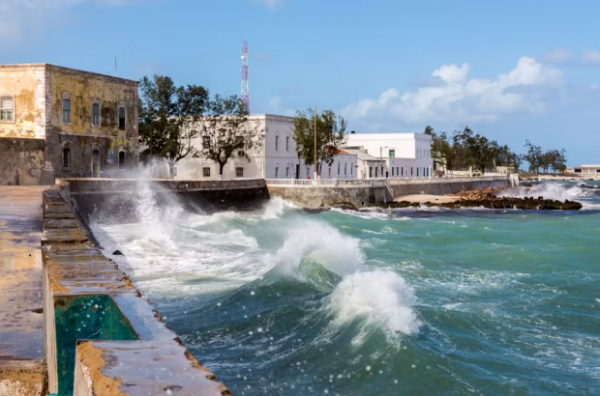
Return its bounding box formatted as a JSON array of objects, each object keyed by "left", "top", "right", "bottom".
[{"left": 2, "top": 0, "right": 599, "bottom": 165}]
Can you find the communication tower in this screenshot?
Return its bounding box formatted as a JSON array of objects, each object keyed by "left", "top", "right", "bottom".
[{"left": 241, "top": 41, "right": 249, "bottom": 111}]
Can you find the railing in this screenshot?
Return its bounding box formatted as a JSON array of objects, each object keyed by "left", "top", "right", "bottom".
[{"left": 266, "top": 175, "right": 509, "bottom": 187}]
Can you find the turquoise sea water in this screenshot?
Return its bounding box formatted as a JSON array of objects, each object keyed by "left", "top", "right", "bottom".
[{"left": 94, "top": 181, "right": 600, "bottom": 395}]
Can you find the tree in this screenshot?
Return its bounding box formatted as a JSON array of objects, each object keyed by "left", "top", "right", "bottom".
[
  {"left": 293, "top": 109, "right": 347, "bottom": 177},
  {"left": 195, "top": 95, "right": 264, "bottom": 176},
  {"left": 138, "top": 75, "right": 209, "bottom": 163},
  {"left": 523, "top": 140, "right": 543, "bottom": 173},
  {"left": 453, "top": 127, "right": 500, "bottom": 174}
]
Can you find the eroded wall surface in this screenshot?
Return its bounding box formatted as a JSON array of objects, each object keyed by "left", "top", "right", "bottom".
[
  {"left": 0, "top": 65, "right": 47, "bottom": 139},
  {"left": 0, "top": 138, "right": 47, "bottom": 185},
  {"left": 46, "top": 66, "right": 139, "bottom": 179}
]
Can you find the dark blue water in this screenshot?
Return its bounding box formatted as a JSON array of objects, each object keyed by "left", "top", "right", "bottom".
[{"left": 96, "top": 180, "right": 600, "bottom": 395}]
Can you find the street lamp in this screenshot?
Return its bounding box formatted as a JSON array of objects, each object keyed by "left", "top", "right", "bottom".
[{"left": 380, "top": 146, "right": 388, "bottom": 178}]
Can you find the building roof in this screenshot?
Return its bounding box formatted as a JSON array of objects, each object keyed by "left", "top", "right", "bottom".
[
  {"left": 581, "top": 165, "right": 600, "bottom": 168},
  {"left": 0, "top": 63, "right": 139, "bottom": 85},
  {"left": 346, "top": 132, "right": 432, "bottom": 141},
  {"left": 341, "top": 148, "right": 382, "bottom": 161}
]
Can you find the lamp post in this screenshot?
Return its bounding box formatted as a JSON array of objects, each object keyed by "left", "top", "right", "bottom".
[{"left": 380, "top": 146, "right": 388, "bottom": 179}]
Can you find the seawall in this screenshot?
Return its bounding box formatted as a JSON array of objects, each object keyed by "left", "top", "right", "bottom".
[
  {"left": 58, "top": 178, "right": 270, "bottom": 224},
  {"left": 41, "top": 188, "right": 230, "bottom": 395},
  {"left": 267, "top": 177, "right": 513, "bottom": 208}
]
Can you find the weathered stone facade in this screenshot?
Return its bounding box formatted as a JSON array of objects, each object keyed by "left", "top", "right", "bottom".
[{"left": 0, "top": 64, "right": 138, "bottom": 185}]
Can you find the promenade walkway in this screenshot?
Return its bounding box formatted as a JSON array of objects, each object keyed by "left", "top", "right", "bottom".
[{"left": 0, "top": 187, "right": 47, "bottom": 395}]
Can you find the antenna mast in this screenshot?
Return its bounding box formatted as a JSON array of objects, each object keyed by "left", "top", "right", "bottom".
[{"left": 241, "top": 41, "right": 249, "bottom": 112}]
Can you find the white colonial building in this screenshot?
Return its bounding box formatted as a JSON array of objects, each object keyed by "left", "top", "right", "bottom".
[
  {"left": 344, "top": 132, "right": 433, "bottom": 179},
  {"left": 176, "top": 115, "right": 432, "bottom": 181}
]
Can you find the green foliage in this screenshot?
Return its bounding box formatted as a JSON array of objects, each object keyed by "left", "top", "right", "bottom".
[
  {"left": 195, "top": 95, "right": 264, "bottom": 175},
  {"left": 428, "top": 126, "right": 520, "bottom": 173},
  {"left": 523, "top": 141, "right": 566, "bottom": 174},
  {"left": 293, "top": 109, "right": 347, "bottom": 176},
  {"left": 138, "top": 75, "right": 209, "bottom": 163}
]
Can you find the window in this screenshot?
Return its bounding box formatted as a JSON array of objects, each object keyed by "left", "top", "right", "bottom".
[
  {"left": 203, "top": 167, "right": 211, "bottom": 177},
  {"left": 338, "top": 162, "right": 340, "bottom": 175},
  {"left": 62, "top": 98, "right": 71, "bottom": 124},
  {"left": 275, "top": 136, "right": 279, "bottom": 151},
  {"left": 118, "top": 106, "right": 126, "bottom": 130},
  {"left": 392, "top": 167, "right": 394, "bottom": 176},
  {"left": 286, "top": 136, "right": 289, "bottom": 151},
  {"left": 236, "top": 167, "right": 244, "bottom": 178},
  {"left": 389, "top": 149, "right": 395, "bottom": 159},
  {"left": 411, "top": 167, "right": 413, "bottom": 176},
  {"left": 118, "top": 151, "right": 125, "bottom": 169},
  {"left": 417, "top": 168, "right": 419, "bottom": 177},
  {"left": 286, "top": 167, "right": 289, "bottom": 177},
  {"left": 62, "top": 147, "right": 71, "bottom": 168},
  {"left": 202, "top": 136, "right": 211, "bottom": 149},
  {"left": 306, "top": 167, "right": 310, "bottom": 177},
  {"left": 0, "top": 96, "right": 14, "bottom": 122},
  {"left": 401, "top": 167, "right": 404, "bottom": 176},
  {"left": 375, "top": 167, "right": 378, "bottom": 178},
  {"left": 344, "top": 163, "right": 347, "bottom": 176},
  {"left": 369, "top": 167, "right": 373, "bottom": 178},
  {"left": 275, "top": 167, "right": 279, "bottom": 178},
  {"left": 92, "top": 103, "right": 100, "bottom": 127}
]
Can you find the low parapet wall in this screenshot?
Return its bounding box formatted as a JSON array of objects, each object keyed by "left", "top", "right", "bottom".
[
  {"left": 267, "top": 177, "right": 512, "bottom": 208},
  {"left": 41, "top": 189, "right": 229, "bottom": 395},
  {"left": 57, "top": 178, "right": 270, "bottom": 224}
]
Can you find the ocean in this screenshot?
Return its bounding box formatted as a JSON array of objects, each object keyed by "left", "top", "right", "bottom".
[{"left": 91, "top": 180, "right": 600, "bottom": 395}]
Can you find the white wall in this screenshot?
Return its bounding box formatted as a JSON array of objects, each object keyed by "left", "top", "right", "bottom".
[
  {"left": 320, "top": 154, "right": 358, "bottom": 179},
  {"left": 345, "top": 133, "right": 433, "bottom": 178}
]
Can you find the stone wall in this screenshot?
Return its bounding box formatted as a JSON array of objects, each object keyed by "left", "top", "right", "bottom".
[
  {"left": 0, "top": 64, "right": 47, "bottom": 139},
  {"left": 58, "top": 178, "right": 271, "bottom": 224},
  {"left": 46, "top": 65, "right": 139, "bottom": 180},
  {"left": 0, "top": 138, "right": 52, "bottom": 185},
  {"left": 268, "top": 178, "right": 511, "bottom": 208}
]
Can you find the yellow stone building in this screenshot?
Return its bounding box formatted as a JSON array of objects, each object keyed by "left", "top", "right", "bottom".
[{"left": 0, "top": 64, "right": 138, "bottom": 185}]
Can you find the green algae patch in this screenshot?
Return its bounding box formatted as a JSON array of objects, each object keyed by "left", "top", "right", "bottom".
[{"left": 54, "top": 294, "right": 139, "bottom": 396}]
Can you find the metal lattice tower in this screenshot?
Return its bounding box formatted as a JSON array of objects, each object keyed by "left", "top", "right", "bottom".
[{"left": 241, "top": 41, "right": 249, "bottom": 111}]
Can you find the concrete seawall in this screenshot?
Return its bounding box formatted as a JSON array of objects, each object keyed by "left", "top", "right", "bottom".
[
  {"left": 268, "top": 177, "right": 513, "bottom": 208},
  {"left": 58, "top": 178, "right": 270, "bottom": 224},
  {"left": 42, "top": 188, "right": 230, "bottom": 395}
]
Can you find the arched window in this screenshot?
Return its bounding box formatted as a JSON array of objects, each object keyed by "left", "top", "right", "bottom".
[
  {"left": 92, "top": 149, "right": 100, "bottom": 177},
  {"left": 118, "top": 106, "right": 126, "bottom": 130},
  {"left": 62, "top": 147, "right": 71, "bottom": 168},
  {"left": 118, "top": 151, "right": 126, "bottom": 169},
  {"left": 92, "top": 102, "right": 100, "bottom": 127},
  {"left": 62, "top": 98, "right": 71, "bottom": 124}
]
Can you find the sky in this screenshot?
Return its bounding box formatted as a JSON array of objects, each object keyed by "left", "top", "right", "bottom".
[{"left": 1, "top": 0, "right": 599, "bottom": 165}]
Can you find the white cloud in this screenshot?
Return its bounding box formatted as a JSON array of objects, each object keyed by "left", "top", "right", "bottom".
[
  {"left": 432, "top": 63, "right": 470, "bottom": 84},
  {"left": 582, "top": 50, "right": 600, "bottom": 65},
  {"left": 541, "top": 48, "right": 572, "bottom": 63},
  {"left": 341, "top": 56, "right": 563, "bottom": 127}
]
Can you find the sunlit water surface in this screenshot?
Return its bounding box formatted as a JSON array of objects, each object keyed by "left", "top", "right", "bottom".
[{"left": 92, "top": 181, "right": 600, "bottom": 395}]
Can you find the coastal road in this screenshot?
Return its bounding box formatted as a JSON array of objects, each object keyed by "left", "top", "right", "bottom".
[{"left": 0, "top": 186, "right": 47, "bottom": 394}]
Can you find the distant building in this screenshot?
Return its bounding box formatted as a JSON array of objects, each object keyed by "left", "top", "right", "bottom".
[
  {"left": 177, "top": 114, "right": 358, "bottom": 180},
  {"left": 177, "top": 117, "right": 434, "bottom": 181},
  {"left": 344, "top": 132, "right": 433, "bottom": 179},
  {"left": 567, "top": 165, "right": 600, "bottom": 174},
  {"left": 0, "top": 64, "right": 138, "bottom": 185}
]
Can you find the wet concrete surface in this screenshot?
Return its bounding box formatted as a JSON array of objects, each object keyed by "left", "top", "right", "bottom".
[
  {"left": 0, "top": 187, "right": 47, "bottom": 395},
  {"left": 0, "top": 187, "right": 46, "bottom": 362}
]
